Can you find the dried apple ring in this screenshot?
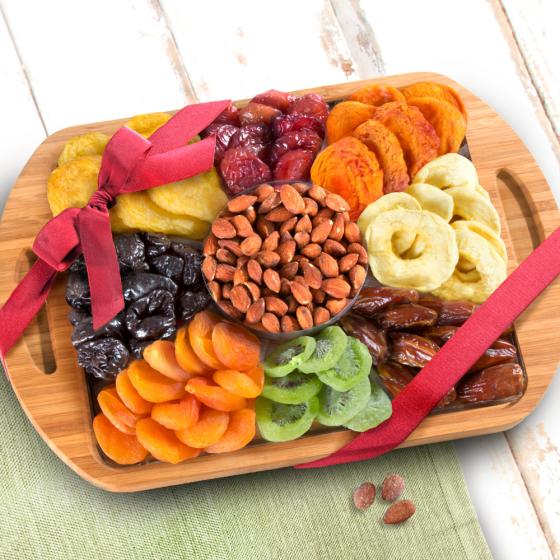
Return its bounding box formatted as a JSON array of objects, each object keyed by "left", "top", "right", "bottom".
[
  {"left": 413, "top": 153, "right": 477, "bottom": 190},
  {"left": 446, "top": 187, "right": 501, "bottom": 234},
  {"left": 326, "top": 101, "right": 376, "bottom": 144},
  {"left": 348, "top": 84, "right": 406, "bottom": 107},
  {"left": 58, "top": 132, "right": 109, "bottom": 166},
  {"left": 125, "top": 112, "right": 171, "bottom": 138},
  {"left": 475, "top": 184, "right": 491, "bottom": 199},
  {"left": 365, "top": 209, "right": 458, "bottom": 292},
  {"left": 452, "top": 220, "right": 508, "bottom": 264},
  {"left": 433, "top": 227, "right": 507, "bottom": 303},
  {"left": 406, "top": 183, "right": 453, "bottom": 222}
]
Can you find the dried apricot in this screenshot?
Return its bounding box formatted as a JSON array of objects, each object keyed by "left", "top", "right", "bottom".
[
  {"left": 127, "top": 360, "right": 185, "bottom": 403},
  {"left": 175, "top": 406, "right": 229, "bottom": 448},
  {"left": 205, "top": 408, "right": 256, "bottom": 453},
  {"left": 213, "top": 365, "right": 264, "bottom": 399},
  {"left": 400, "top": 81, "right": 467, "bottom": 119},
  {"left": 136, "top": 418, "right": 201, "bottom": 464},
  {"left": 97, "top": 387, "right": 143, "bottom": 435},
  {"left": 211, "top": 321, "right": 260, "bottom": 372},
  {"left": 175, "top": 326, "right": 212, "bottom": 376},
  {"left": 185, "top": 377, "right": 247, "bottom": 411},
  {"left": 115, "top": 370, "right": 153, "bottom": 416},
  {"left": 348, "top": 84, "right": 406, "bottom": 106},
  {"left": 326, "top": 101, "right": 376, "bottom": 144},
  {"left": 151, "top": 394, "right": 200, "bottom": 431},
  {"left": 188, "top": 310, "right": 224, "bottom": 370},
  {"left": 144, "top": 340, "right": 192, "bottom": 382},
  {"left": 93, "top": 413, "right": 148, "bottom": 465}
]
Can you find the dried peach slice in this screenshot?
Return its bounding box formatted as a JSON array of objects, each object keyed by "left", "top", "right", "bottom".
[
  {"left": 205, "top": 408, "right": 256, "bottom": 454},
  {"left": 175, "top": 326, "right": 213, "bottom": 376},
  {"left": 211, "top": 322, "right": 260, "bottom": 372},
  {"left": 213, "top": 365, "right": 264, "bottom": 399},
  {"left": 93, "top": 413, "right": 148, "bottom": 465},
  {"left": 326, "top": 101, "right": 376, "bottom": 144},
  {"left": 115, "top": 370, "right": 153, "bottom": 416},
  {"left": 127, "top": 360, "right": 185, "bottom": 403},
  {"left": 348, "top": 84, "right": 406, "bottom": 107},
  {"left": 185, "top": 377, "right": 247, "bottom": 411},
  {"left": 400, "top": 81, "right": 467, "bottom": 120},
  {"left": 136, "top": 418, "right": 201, "bottom": 464},
  {"left": 175, "top": 407, "right": 230, "bottom": 448},
  {"left": 188, "top": 310, "right": 224, "bottom": 370},
  {"left": 151, "top": 394, "right": 200, "bottom": 431},
  {"left": 97, "top": 387, "right": 142, "bottom": 435},
  {"left": 144, "top": 340, "right": 192, "bottom": 382}
]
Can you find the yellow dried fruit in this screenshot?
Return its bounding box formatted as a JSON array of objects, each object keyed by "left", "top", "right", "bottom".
[
  {"left": 57, "top": 132, "right": 109, "bottom": 166},
  {"left": 125, "top": 112, "right": 171, "bottom": 138},
  {"left": 406, "top": 182, "right": 453, "bottom": 222},
  {"left": 413, "top": 153, "right": 478, "bottom": 190},
  {"left": 452, "top": 220, "right": 507, "bottom": 264},
  {"left": 446, "top": 186, "right": 501, "bottom": 234}
]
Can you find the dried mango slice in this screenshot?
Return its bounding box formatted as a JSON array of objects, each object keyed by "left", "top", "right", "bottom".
[
  {"left": 400, "top": 81, "right": 467, "bottom": 120},
  {"left": 406, "top": 182, "right": 453, "bottom": 222},
  {"left": 326, "top": 101, "right": 376, "bottom": 144},
  {"left": 352, "top": 119, "right": 409, "bottom": 194},
  {"left": 147, "top": 168, "right": 227, "bottom": 222},
  {"left": 58, "top": 132, "right": 108, "bottom": 166},
  {"left": 47, "top": 155, "right": 101, "bottom": 216},
  {"left": 372, "top": 102, "right": 439, "bottom": 177},
  {"left": 348, "top": 84, "right": 406, "bottom": 107},
  {"left": 125, "top": 112, "right": 171, "bottom": 138},
  {"left": 112, "top": 191, "right": 210, "bottom": 239},
  {"left": 413, "top": 153, "right": 478, "bottom": 190},
  {"left": 446, "top": 187, "right": 501, "bottom": 234},
  {"left": 452, "top": 220, "right": 507, "bottom": 264},
  {"left": 433, "top": 227, "right": 506, "bottom": 303},
  {"left": 406, "top": 96, "right": 466, "bottom": 154}
]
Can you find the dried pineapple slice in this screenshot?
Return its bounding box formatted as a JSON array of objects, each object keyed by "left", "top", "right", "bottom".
[
  {"left": 446, "top": 186, "right": 501, "bottom": 234},
  {"left": 413, "top": 153, "right": 477, "bottom": 190},
  {"left": 125, "top": 112, "right": 171, "bottom": 138},
  {"left": 58, "top": 132, "right": 109, "bottom": 166},
  {"left": 406, "top": 182, "right": 453, "bottom": 222},
  {"left": 147, "top": 168, "right": 227, "bottom": 222}
]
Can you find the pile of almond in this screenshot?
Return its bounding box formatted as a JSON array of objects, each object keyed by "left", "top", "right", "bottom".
[{"left": 202, "top": 182, "right": 368, "bottom": 333}]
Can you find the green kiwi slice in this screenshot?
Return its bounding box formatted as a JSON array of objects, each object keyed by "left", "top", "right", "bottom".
[
  {"left": 343, "top": 381, "right": 392, "bottom": 432},
  {"left": 256, "top": 397, "right": 319, "bottom": 442},
  {"left": 264, "top": 336, "right": 317, "bottom": 378},
  {"left": 316, "top": 376, "right": 371, "bottom": 427},
  {"left": 298, "top": 326, "right": 348, "bottom": 374},
  {"left": 261, "top": 371, "right": 322, "bottom": 404},
  {"left": 316, "top": 337, "right": 372, "bottom": 391}
]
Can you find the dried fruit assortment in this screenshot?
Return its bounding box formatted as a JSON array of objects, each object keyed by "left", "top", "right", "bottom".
[
  {"left": 202, "top": 181, "right": 368, "bottom": 333},
  {"left": 342, "top": 286, "right": 525, "bottom": 408},
  {"left": 93, "top": 311, "right": 262, "bottom": 465},
  {"left": 67, "top": 233, "right": 210, "bottom": 380}
]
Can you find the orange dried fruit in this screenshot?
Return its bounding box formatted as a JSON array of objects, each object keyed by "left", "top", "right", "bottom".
[
  {"left": 211, "top": 321, "right": 260, "bottom": 372},
  {"left": 115, "top": 370, "right": 153, "bottom": 416},
  {"left": 93, "top": 413, "right": 148, "bottom": 465},
  {"left": 372, "top": 102, "right": 439, "bottom": 176},
  {"left": 400, "top": 81, "right": 467, "bottom": 119},
  {"left": 188, "top": 310, "right": 224, "bottom": 370},
  {"left": 348, "top": 84, "right": 406, "bottom": 107},
  {"left": 136, "top": 417, "right": 201, "bottom": 464},
  {"left": 185, "top": 377, "right": 247, "bottom": 411},
  {"left": 406, "top": 96, "right": 466, "bottom": 154},
  {"left": 144, "top": 340, "right": 192, "bottom": 382},
  {"left": 310, "top": 137, "right": 384, "bottom": 220},
  {"left": 205, "top": 408, "right": 256, "bottom": 454},
  {"left": 175, "top": 406, "right": 230, "bottom": 448},
  {"left": 97, "top": 387, "right": 142, "bottom": 435},
  {"left": 326, "top": 101, "right": 376, "bottom": 144},
  {"left": 127, "top": 359, "right": 186, "bottom": 403},
  {"left": 151, "top": 394, "right": 201, "bottom": 431},
  {"left": 175, "top": 326, "right": 212, "bottom": 376},
  {"left": 353, "top": 119, "right": 409, "bottom": 193},
  {"left": 213, "top": 365, "right": 264, "bottom": 399}
]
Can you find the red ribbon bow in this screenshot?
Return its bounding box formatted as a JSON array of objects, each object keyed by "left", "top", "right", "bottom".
[{"left": 0, "top": 100, "right": 229, "bottom": 357}]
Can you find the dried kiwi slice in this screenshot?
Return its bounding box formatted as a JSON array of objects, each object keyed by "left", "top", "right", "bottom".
[
  {"left": 264, "top": 336, "right": 317, "bottom": 378},
  {"left": 316, "top": 337, "right": 372, "bottom": 391},
  {"left": 256, "top": 397, "right": 319, "bottom": 442},
  {"left": 261, "top": 371, "right": 322, "bottom": 404},
  {"left": 316, "top": 376, "right": 371, "bottom": 427},
  {"left": 298, "top": 326, "right": 348, "bottom": 374},
  {"left": 343, "top": 381, "right": 392, "bottom": 432}
]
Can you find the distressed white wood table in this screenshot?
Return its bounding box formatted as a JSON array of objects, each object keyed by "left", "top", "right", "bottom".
[{"left": 0, "top": 1, "right": 558, "bottom": 558}]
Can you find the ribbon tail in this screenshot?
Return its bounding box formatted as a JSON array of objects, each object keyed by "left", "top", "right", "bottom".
[
  {"left": 79, "top": 206, "right": 124, "bottom": 330},
  {"left": 0, "top": 259, "right": 57, "bottom": 358}
]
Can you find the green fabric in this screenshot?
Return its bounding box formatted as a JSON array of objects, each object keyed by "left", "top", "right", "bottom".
[{"left": 0, "top": 367, "right": 491, "bottom": 560}]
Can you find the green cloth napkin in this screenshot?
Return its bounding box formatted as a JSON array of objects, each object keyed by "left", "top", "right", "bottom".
[{"left": 0, "top": 368, "right": 491, "bottom": 560}]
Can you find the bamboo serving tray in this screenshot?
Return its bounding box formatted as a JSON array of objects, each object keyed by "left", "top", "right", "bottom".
[{"left": 1, "top": 72, "right": 559, "bottom": 492}]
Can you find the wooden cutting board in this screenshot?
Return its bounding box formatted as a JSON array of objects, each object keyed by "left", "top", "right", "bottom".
[{"left": 1, "top": 72, "right": 559, "bottom": 492}]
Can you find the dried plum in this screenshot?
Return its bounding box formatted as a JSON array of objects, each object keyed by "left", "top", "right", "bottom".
[
  {"left": 288, "top": 93, "right": 329, "bottom": 124},
  {"left": 143, "top": 233, "right": 171, "bottom": 257},
  {"left": 125, "top": 289, "right": 176, "bottom": 340},
  {"left": 214, "top": 102, "right": 240, "bottom": 127},
  {"left": 114, "top": 233, "right": 148, "bottom": 272},
  {"left": 129, "top": 338, "right": 153, "bottom": 360},
  {"left": 229, "top": 125, "right": 271, "bottom": 162},
  {"left": 150, "top": 254, "right": 184, "bottom": 283},
  {"left": 66, "top": 271, "right": 91, "bottom": 310},
  {"left": 172, "top": 244, "right": 204, "bottom": 287},
  {"left": 69, "top": 255, "right": 86, "bottom": 273},
  {"left": 273, "top": 149, "right": 314, "bottom": 181},
  {"left": 220, "top": 146, "right": 272, "bottom": 195},
  {"left": 202, "top": 122, "right": 239, "bottom": 163},
  {"left": 122, "top": 273, "right": 178, "bottom": 302},
  {"left": 71, "top": 315, "right": 125, "bottom": 347},
  {"left": 272, "top": 114, "right": 325, "bottom": 138},
  {"left": 68, "top": 308, "right": 88, "bottom": 326},
  {"left": 252, "top": 89, "right": 294, "bottom": 112},
  {"left": 77, "top": 338, "right": 129, "bottom": 380},
  {"left": 179, "top": 289, "right": 211, "bottom": 321},
  {"left": 270, "top": 129, "right": 322, "bottom": 165}
]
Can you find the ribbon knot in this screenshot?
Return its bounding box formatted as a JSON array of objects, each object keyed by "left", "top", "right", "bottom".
[{"left": 88, "top": 190, "right": 114, "bottom": 210}]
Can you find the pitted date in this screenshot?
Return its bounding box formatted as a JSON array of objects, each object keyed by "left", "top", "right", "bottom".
[
  {"left": 437, "top": 387, "right": 457, "bottom": 408},
  {"left": 437, "top": 300, "right": 476, "bottom": 326},
  {"left": 354, "top": 286, "right": 419, "bottom": 317},
  {"left": 389, "top": 332, "right": 439, "bottom": 368},
  {"left": 418, "top": 325, "right": 458, "bottom": 345},
  {"left": 374, "top": 304, "right": 437, "bottom": 330},
  {"left": 457, "top": 363, "right": 524, "bottom": 403},
  {"left": 377, "top": 361, "right": 415, "bottom": 397},
  {"left": 470, "top": 338, "right": 516, "bottom": 373},
  {"left": 341, "top": 313, "right": 389, "bottom": 365}
]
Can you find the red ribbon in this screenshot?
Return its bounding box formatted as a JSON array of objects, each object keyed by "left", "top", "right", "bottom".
[
  {"left": 297, "top": 227, "right": 560, "bottom": 468},
  {"left": 0, "top": 100, "right": 230, "bottom": 357}
]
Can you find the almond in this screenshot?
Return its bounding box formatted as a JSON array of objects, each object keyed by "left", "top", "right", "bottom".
[
  {"left": 280, "top": 183, "right": 306, "bottom": 213},
  {"left": 218, "top": 239, "right": 243, "bottom": 257},
  {"left": 262, "top": 231, "right": 280, "bottom": 252},
  {"left": 313, "top": 306, "right": 330, "bottom": 326},
  {"left": 202, "top": 256, "right": 217, "bottom": 281},
  {"left": 232, "top": 214, "right": 254, "bottom": 237},
  {"left": 348, "top": 264, "right": 367, "bottom": 290},
  {"left": 287, "top": 296, "right": 298, "bottom": 313},
  {"left": 233, "top": 266, "right": 248, "bottom": 286},
  {"left": 207, "top": 280, "right": 221, "bottom": 301},
  {"left": 246, "top": 298, "right": 265, "bottom": 323},
  {"left": 313, "top": 289, "right": 326, "bottom": 304},
  {"left": 290, "top": 281, "right": 312, "bottom": 305},
  {"left": 338, "top": 253, "right": 359, "bottom": 273},
  {"left": 216, "top": 248, "right": 236, "bottom": 265},
  {"left": 278, "top": 240, "right": 296, "bottom": 264},
  {"left": 203, "top": 234, "right": 218, "bottom": 256},
  {"left": 280, "top": 277, "right": 291, "bottom": 295},
  {"left": 302, "top": 197, "right": 319, "bottom": 216},
  {"left": 308, "top": 184, "right": 327, "bottom": 204},
  {"left": 326, "top": 297, "right": 348, "bottom": 315},
  {"left": 255, "top": 183, "right": 275, "bottom": 202},
  {"left": 265, "top": 296, "right": 288, "bottom": 316},
  {"left": 256, "top": 217, "right": 275, "bottom": 238},
  {"left": 329, "top": 213, "right": 345, "bottom": 241},
  {"left": 295, "top": 214, "right": 313, "bottom": 233},
  {"left": 317, "top": 253, "right": 339, "bottom": 278},
  {"left": 352, "top": 482, "right": 376, "bottom": 511},
  {"left": 261, "top": 312, "right": 280, "bottom": 333},
  {"left": 279, "top": 230, "right": 293, "bottom": 243},
  {"left": 294, "top": 231, "right": 310, "bottom": 248},
  {"left": 381, "top": 474, "right": 405, "bottom": 502},
  {"left": 322, "top": 278, "right": 351, "bottom": 299},
  {"left": 301, "top": 243, "right": 322, "bottom": 259},
  {"left": 344, "top": 221, "right": 361, "bottom": 243},
  {"left": 240, "top": 234, "right": 263, "bottom": 256},
  {"left": 218, "top": 299, "right": 243, "bottom": 319},
  {"left": 258, "top": 191, "right": 281, "bottom": 213},
  {"left": 292, "top": 182, "right": 308, "bottom": 194},
  {"left": 263, "top": 269, "right": 281, "bottom": 293},
  {"left": 257, "top": 251, "right": 281, "bottom": 268},
  {"left": 281, "top": 315, "right": 299, "bottom": 332},
  {"left": 347, "top": 242, "right": 368, "bottom": 265},
  {"left": 383, "top": 500, "right": 415, "bottom": 525},
  {"left": 222, "top": 283, "right": 232, "bottom": 300},
  {"left": 302, "top": 262, "right": 323, "bottom": 290},
  {"left": 215, "top": 263, "right": 236, "bottom": 283},
  {"left": 325, "top": 192, "right": 350, "bottom": 212},
  {"left": 296, "top": 306, "right": 313, "bottom": 329},
  {"left": 212, "top": 218, "right": 236, "bottom": 239},
  {"left": 230, "top": 285, "right": 251, "bottom": 313},
  {"left": 244, "top": 206, "right": 257, "bottom": 223},
  {"left": 311, "top": 219, "right": 333, "bottom": 243},
  {"left": 323, "top": 239, "right": 346, "bottom": 257},
  {"left": 227, "top": 194, "right": 257, "bottom": 213},
  {"left": 279, "top": 261, "right": 299, "bottom": 279},
  {"left": 279, "top": 216, "right": 298, "bottom": 234},
  {"left": 247, "top": 259, "right": 263, "bottom": 284},
  {"left": 266, "top": 206, "right": 294, "bottom": 222}
]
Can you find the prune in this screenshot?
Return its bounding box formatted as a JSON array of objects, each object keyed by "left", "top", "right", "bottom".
[
  {"left": 68, "top": 308, "right": 88, "bottom": 326},
  {"left": 229, "top": 125, "right": 270, "bottom": 162},
  {"left": 122, "top": 273, "right": 178, "bottom": 302},
  {"left": 150, "top": 254, "right": 184, "bottom": 283},
  {"left": 288, "top": 93, "right": 329, "bottom": 124},
  {"left": 220, "top": 146, "right": 272, "bottom": 195},
  {"left": 272, "top": 114, "right": 325, "bottom": 138},
  {"left": 114, "top": 233, "right": 148, "bottom": 272},
  {"left": 69, "top": 255, "right": 86, "bottom": 273},
  {"left": 66, "top": 271, "right": 91, "bottom": 310},
  {"left": 270, "top": 129, "right": 322, "bottom": 165},
  {"left": 143, "top": 233, "right": 171, "bottom": 257},
  {"left": 341, "top": 313, "right": 389, "bottom": 365},
  {"left": 252, "top": 89, "right": 295, "bottom": 112},
  {"left": 202, "top": 122, "right": 239, "bottom": 163},
  {"left": 214, "top": 102, "right": 240, "bottom": 127},
  {"left": 125, "top": 288, "right": 176, "bottom": 340},
  {"left": 77, "top": 338, "right": 129, "bottom": 380},
  {"left": 129, "top": 338, "right": 153, "bottom": 360},
  {"left": 273, "top": 149, "right": 314, "bottom": 181},
  {"left": 179, "top": 289, "right": 211, "bottom": 321},
  {"left": 170, "top": 243, "right": 204, "bottom": 287},
  {"left": 239, "top": 102, "right": 282, "bottom": 126},
  {"left": 71, "top": 315, "right": 125, "bottom": 347}
]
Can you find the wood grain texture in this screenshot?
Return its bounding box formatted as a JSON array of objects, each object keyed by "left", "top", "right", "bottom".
[{"left": 1, "top": 72, "right": 559, "bottom": 492}]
